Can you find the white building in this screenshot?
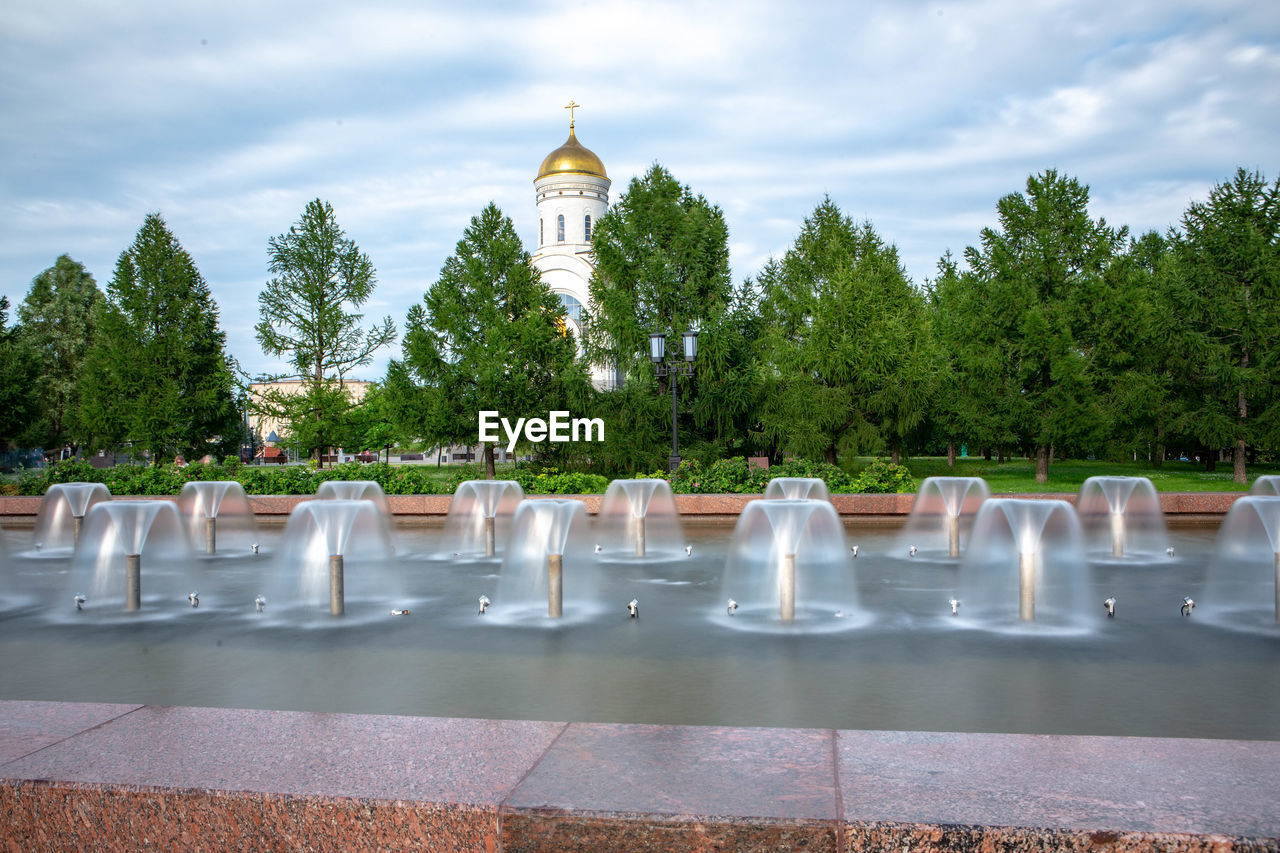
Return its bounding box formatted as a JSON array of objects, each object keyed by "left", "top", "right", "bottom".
[{"left": 531, "top": 105, "right": 614, "bottom": 389}]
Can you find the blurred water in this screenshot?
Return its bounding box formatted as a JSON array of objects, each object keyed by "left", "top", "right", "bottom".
[{"left": 0, "top": 521, "right": 1276, "bottom": 739}]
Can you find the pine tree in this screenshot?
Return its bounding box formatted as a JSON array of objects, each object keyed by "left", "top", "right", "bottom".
[{"left": 79, "top": 214, "right": 239, "bottom": 463}]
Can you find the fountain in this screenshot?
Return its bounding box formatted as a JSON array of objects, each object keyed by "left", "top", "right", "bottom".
[
  {"left": 31, "top": 482, "right": 111, "bottom": 551},
  {"left": 595, "top": 479, "right": 682, "bottom": 558},
  {"left": 316, "top": 480, "right": 391, "bottom": 514},
  {"left": 496, "top": 499, "right": 592, "bottom": 620},
  {"left": 178, "top": 481, "right": 256, "bottom": 555},
  {"left": 1076, "top": 476, "right": 1167, "bottom": 558},
  {"left": 68, "top": 501, "right": 191, "bottom": 611},
  {"left": 1204, "top": 496, "right": 1280, "bottom": 627},
  {"left": 1251, "top": 475, "right": 1280, "bottom": 497},
  {"left": 897, "top": 476, "right": 990, "bottom": 558},
  {"left": 957, "top": 499, "right": 1089, "bottom": 629},
  {"left": 442, "top": 480, "right": 524, "bottom": 558},
  {"left": 762, "top": 477, "right": 830, "bottom": 501},
  {"left": 276, "top": 500, "right": 396, "bottom": 616},
  {"left": 720, "top": 498, "right": 861, "bottom": 630}
]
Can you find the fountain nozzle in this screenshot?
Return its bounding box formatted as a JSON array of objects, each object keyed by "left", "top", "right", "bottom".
[
  {"left": 478, "top": 595, "right": 490, "bottom": 615},
  {"left": 1166, "top": 546, "right": 1175, "bottom": 557},
  {"left": 188, "top": 591, "right": 199, "bottom": 608},
  {"left": 685, "top": 545, "right": 692, "bottom": 556},
  {"left": 254, "top": 595, "right": 266, "bottom": 613},
  {"left": 251, "top": 543, "right": 260, "bottom": 555},
  {"left": 909, "top": 545, "right": 917, "bottom": 557},
  {"left": 594, "top": 544, "right": 602, "bottom": 554},
  {"left": 74, "top": 594, "right": 86, "bottom": 611},
  {"left": 391, "top": 609, "right": 411, "bottom": 616},
  {"left": 850, "top": 545, "right": 858, "bottom": 557},
  {"left": 1181, "top": 596, "right": 1195, "bottom": 616},
  {"left": 1104, "top": 597, "right": 1116, "bottom": 618},
  {"left": 949, "top": 598, "right": 960, "bottom": 616},
  {"left": 727, "top": 598, "right": 738, "bottom": 616},
  {"left": 628, "top": 598, "right": 639, "bottom": 618}
]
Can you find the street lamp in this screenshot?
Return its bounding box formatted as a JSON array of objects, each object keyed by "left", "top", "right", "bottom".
[{"left": 649, "top": 329, "right": 698, "bottom": 475}]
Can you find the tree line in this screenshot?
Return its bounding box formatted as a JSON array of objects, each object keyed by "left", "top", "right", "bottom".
[{"left": 2, "top": 166, "right": 1277, "bottom": 484}]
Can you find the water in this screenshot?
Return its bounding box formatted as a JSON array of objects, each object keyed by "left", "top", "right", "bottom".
[
  {"left": 1077, "top": 476, "right": 1167, "bottom": 559},
  {"left": 1204, "top": 496, "right": 1280, "bottom": 630},
  {"left": 178, "top": 481, "right": 257, "bottom": 556},
  {"left": 897, "top": 476, "right": 990, "bottom": 558},
  {"left": 762, "top": 477, "right": 830, "bottom": 501},
  {"left": 31, "top": 482, "right": 112, "bottom": 552},
  {"left": 67, "top": 501, "right": 192, "bottom": 612},
  {"left": 441, "top": 480, "right": 524, "bottom": 558},
  {"left": 958, "top": 499, "right": 1090, "bottom": 631},
  {"left": 494, "top": 499, "right": 596, "bottom": 622},
  {"left": 275, "top": 500, "right": 398, "bottom": 618},
  {"left": 720, "top": 499, "right": 865, "bottom": 631},
  {"left": 0, "top": 520, "right": 1277, "bottom": 739},
  {"left": 595, "top": 479, "right": 683, "bottom": 558}
]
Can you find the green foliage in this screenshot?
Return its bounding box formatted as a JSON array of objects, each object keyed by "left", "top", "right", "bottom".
[
  {"left": 15, "top": 255, "right": 103, "bottom": 451},
  {"left": 1166, "top": 168, "right": 1280, "bottom": 483},
  {"left": 850, "top": 458, "right": 916, "bottom": 493},
  {"left": 397, "top": 203, "right": 590, "bottom": 477},
  {"left": 961, "top": 170, "right": 1125, "bottom": 481},
  {"left": 755, "top": 198, "right": 933, "bottom": 465},
  {"left": 509, "top": 466, "right": 611, "bottom": 494},
  {"left": 77, "top": 214, "right": 240, "bottom": 463},
  {"left": 583, "top": 164, "right": 750, "bottom": 465},
  {"left": 255, "top": 199, "right": 396, "bottom": 466},
  {"left": 0, "top": 296, "right": 41, "bottom": 450},
  {"left": 639, "top": 456, "right": 912, "bottom": 494}
]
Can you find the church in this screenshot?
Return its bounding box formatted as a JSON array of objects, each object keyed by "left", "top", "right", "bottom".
[{"left": 530, "top": 101, "right": 614, "bottom": 390}]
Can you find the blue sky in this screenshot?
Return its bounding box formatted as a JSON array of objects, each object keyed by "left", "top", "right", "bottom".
[{"left": 2, "top": 1, "right": 1277, "bottom": 380}]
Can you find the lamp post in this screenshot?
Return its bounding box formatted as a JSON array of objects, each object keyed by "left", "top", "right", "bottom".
[{"left": 649, "top": 330, "right": 698, "bottom": 476}]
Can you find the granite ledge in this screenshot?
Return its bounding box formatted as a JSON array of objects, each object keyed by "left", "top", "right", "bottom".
[{"left": 1, "top": 701, "right": 1277, "bottom": 852}]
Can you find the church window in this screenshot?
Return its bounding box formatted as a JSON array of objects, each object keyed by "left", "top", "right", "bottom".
[
  {"left": 540, "top": 218, "right": 544, "bottom": 245},
  {"left": 557, "top": 214, "right": 565, "bottom": 242},
  {"left": 557, "top": 293, "right": 584, "bottom": 324},
  {"left": 584, "top": 214, "right": 592, "bottom": 241}
]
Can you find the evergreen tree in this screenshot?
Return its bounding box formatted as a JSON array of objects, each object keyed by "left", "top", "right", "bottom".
[
  {"left": 963, "top": 170, "right": 1125, "bottom": 482},
  {"left": 756, "top": 198, "right": 933, "bottom": 465},
  {"left": 0, "top": 296, "right": 40, "bottom": 451},
  {"left": 1168, "top": 169, "right": 1280, "bottom": 482},
  {"left": 255, "top": 199, "right": 395, "bottom": 467},
  {"left": 79, "top": 214, "right": 240, "bottom": 462},
  {"left": 582, "top": 164, "right": 744, "bottom": 470},
  {"left": 16, "top": 255, "right": 103, "bottom": 453},
  {"left": 398, "top": 203, "right": 589, "bottom": 478}
]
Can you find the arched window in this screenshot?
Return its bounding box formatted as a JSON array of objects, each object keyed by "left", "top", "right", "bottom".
[
  {"left": 584, "top": 214, "right": 592, "bottom": 241},
  {"left": 539, "top": 218, "right": 544, "bottom": 245},
  {"left": 557, "top": 214, "right": 565, "bottom": 242},
  {"left": 557, "top": 293, "right": 584, "bottom": 324}
]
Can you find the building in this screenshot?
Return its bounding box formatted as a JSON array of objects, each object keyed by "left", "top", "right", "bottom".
[
  {"left": 531, "top": 102, "right": 615, "bottom": 389},
  {"left": 247, "top": 378, "right": 371, "bottom": 459}
]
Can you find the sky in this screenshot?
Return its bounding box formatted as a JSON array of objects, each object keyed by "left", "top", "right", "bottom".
[{"left": 2, "top": 1, "right": 1277, "bottom": 381}]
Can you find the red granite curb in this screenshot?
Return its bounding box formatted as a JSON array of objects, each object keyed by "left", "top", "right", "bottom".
[
  {"left": 0, "top": 701, "right": 1276, "bottom": 852},
  {"left": 0, "top": 491, "right": 1248, "bottom": 522}
]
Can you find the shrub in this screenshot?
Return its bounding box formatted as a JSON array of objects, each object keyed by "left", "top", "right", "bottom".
[{"left": 852, "top": 458, "right": 915, "bottom": 493}]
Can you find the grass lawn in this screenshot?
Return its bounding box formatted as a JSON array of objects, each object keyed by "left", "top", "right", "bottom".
[{"left": 872, "top": 456, "right": 1280, "bottom": 493}]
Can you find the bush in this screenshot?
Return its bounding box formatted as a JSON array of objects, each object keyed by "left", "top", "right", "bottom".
[
  {"left": 510, "top": 466, "right": 610, "bottom": 494},
  {"left": 644, "top": 456, "right": 911, "bottom": 494},
  {"left": 851, "top": 458, "right": 916, "bottom": 493}
]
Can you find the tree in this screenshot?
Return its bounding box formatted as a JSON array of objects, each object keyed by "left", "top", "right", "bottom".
[
  {"left": 16, "top": 255, "right": 103, "bottom": 453},
  {"left": 255, "top": 199, "right": 396, "bottom": 467},
  {"left": 398, "top": 202, "right": 589, "bottom": 478},
  {"left": 755, "top": 198, "right": 933, "bottom": 465},
  {"left": 1168, "top": 169, "right": 1280, "bottom": 483},
  {"left": 582, "top": 164, "right": 745, "bottom": 470},
  {"left": 0, "top": 296, "right": 41, "bottom": 450},
  {"left": 79, "top": 214, "right": 240, "bottom": 462},
  {"left": 963, "top": 170, "right": 1125, "bottom": 482}
]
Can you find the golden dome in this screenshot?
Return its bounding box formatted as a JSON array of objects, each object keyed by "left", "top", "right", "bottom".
[{"left": 536, "top": 128, "right": 607, "bottom": 180}]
